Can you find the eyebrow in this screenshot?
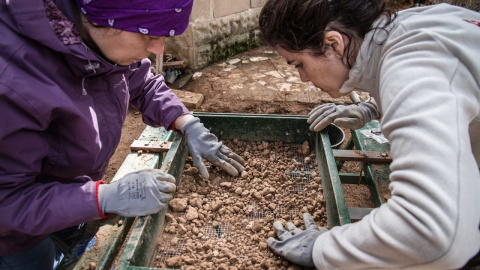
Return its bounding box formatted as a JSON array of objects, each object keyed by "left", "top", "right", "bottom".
[{"left": 287, "top": 60, "right": 294, "bottom": 65}]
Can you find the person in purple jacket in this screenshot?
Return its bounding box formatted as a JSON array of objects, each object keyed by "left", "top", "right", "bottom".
[{"left": 0, "top": 0, "right": 245, "bottom": 269}]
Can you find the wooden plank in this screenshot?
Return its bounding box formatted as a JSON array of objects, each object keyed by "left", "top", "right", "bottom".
[
  {"left": 130, "top": 140, "right": 172, "bottom": 153},
  {"left": 332, "top": 149, "right": 392, "bottom": 163},
  {"left": 155, "top": 54, "right": 163, "bottom": 75},
  {"left": 172, "top": 89, "right": 204, "bottom": 109},
  {"left": 163, "top": 60, "right": 186, "bottom": 69}
]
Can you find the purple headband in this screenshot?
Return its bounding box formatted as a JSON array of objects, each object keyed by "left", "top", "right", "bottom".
[{"left": 75, "top": 0, "right": 193, "bottom": 36}]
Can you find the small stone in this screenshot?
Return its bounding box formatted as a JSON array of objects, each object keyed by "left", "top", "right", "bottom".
[
  {"left": 220, "top": 182, "right": 232, "bottom": 188},
  {"left": 305, "top": 156, "right": 311, "bottom": 164},
  {"left": 301, "top": 141, "right": 310, "bottom": 155},
  {"left": 170, "top": 237, "right": 179, "bottom": 246},
  {"left": 193, "top": 72, "right": 203, "bottom": 78},
  {"left": 169, "top": 198, "right": 188, "bottom": 212},
  {"left": 186, "top": 206, "right": 199, "bottom": 220},
  {"left": 227, "top": 58, "right": 241, "bottom": 65},
  {"left": 251, "top": 220, "right": 263, "bottom": 232},
  {"left": 184, "top": 166, "right": 199, "bottom": 176},
  {"left": 166, "top": 256, "right": 182, "bottom": 267}
]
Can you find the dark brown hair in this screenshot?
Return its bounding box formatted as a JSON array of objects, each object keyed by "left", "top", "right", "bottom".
[{"left": 259, "top": 0, "right": 396, "bottom": 68}]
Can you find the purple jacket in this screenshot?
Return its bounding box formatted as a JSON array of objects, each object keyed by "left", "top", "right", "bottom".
[{"left": 0, "top": 0, "right": 189, "bottom": 255}]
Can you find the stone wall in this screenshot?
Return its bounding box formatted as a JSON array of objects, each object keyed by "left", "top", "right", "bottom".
[{"left": 165, "top": 0, "right": 266, "bottom": 70}]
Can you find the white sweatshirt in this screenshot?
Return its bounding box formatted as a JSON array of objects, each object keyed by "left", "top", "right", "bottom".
[{"left": 313, "top": 4, "right": 480, "bottom": 269}]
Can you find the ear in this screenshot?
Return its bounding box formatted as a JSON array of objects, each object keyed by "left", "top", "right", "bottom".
[{"left": 323, "top": 31, "right": 345, "bottom": 56}]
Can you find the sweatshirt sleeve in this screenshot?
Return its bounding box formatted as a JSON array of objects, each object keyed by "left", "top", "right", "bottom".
[
  {"left": 0, "top": 83, "right": 102, "bottom": 240},
  {"left": 128, "top": 59, "right": 190, "bottom": 130},
  {"left": 312, "top": 18, "right": 480, "bottom": 270}
]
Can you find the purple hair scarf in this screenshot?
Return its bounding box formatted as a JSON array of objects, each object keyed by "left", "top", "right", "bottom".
[{"left": 75, "top": 0, "right": 194, "bottom": 36}]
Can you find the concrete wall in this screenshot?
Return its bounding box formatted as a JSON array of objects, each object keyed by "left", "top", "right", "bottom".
[{"left": 165, "top": 0, "right": 266, "bottom": 70}]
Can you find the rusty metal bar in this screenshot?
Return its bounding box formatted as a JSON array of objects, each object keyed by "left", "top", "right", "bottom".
[{"left": 332, "top": 149, "right": 392, "bottom": 163}]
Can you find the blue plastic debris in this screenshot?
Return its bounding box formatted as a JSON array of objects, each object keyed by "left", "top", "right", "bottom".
[{"left": 62, "top": 233, "right": 97, "bottom": 265}]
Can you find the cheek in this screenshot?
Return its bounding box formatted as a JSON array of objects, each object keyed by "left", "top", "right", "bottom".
[
  {"left": 333, "top": 65, "right": 350, "bottom": 86},
  {"left": 95, "top": 35, "right": 121, "bottom": 55}
]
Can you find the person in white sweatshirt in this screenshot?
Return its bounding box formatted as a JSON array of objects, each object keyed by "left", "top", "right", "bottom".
[{"left": 259, "top": 1, "right": 480, "bottom": 269}]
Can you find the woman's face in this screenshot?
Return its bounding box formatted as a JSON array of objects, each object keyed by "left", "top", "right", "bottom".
[
  {"left": 276, "top": 46, "right": 350, "bottom": 98},
  {"left": 83, "top": 22, "right": 166, "bottom": 66}
]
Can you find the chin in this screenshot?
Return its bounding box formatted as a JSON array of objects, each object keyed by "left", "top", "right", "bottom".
[
  {"left": 323, "top": 90, "right": 346, "bottom": 99},
  {"left": 116, "top": 60, "right": 135, "bottom": 66}
]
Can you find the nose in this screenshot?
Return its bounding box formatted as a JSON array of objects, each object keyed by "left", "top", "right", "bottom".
[
  {"left": 147, "top": 37, "right": 166, "bottom": 55},
  {"left": 298, "top": 69, "right": 310, "bottom": 82}
]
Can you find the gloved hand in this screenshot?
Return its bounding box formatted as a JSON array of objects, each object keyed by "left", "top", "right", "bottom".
[
  {"left": 98, "top": 169, "right": 176, "bottom": 217},
  {"left": 308, "top": 102, "right": 380, "bottom": 132},
  {"left": 267, "top": 213, "right": 328, "bottom": 267},
  {"left": 181, "top": 117, "right": 245, "bottom": 179}
]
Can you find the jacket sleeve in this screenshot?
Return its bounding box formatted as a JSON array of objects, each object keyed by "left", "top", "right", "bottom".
[
  {"left": 312, "top": 18, "right": 480, "bottom": 270},
  {"left": 128, "top": 59, "right": 190, "bottom": 130},
  {"left": 0, "top": 83, "right": 102, "bottom": 239}
]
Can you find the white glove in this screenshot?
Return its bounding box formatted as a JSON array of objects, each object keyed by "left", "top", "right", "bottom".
[
  {"left": 181, "top": 117, "right": 245, "bottom": 179},
  {"left": 308, "top": 102, "right": 380, "bottom": 132},
  {"left": 267, "top": 213, "right": 328, "bottom": 267},
  {"left": 98, "top": 169, "right": 176, "bottom": 217}
]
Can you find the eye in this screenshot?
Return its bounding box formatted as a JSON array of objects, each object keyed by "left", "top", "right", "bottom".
[{"left": 294, "top": 63, "right": 303, "bottom": 69}]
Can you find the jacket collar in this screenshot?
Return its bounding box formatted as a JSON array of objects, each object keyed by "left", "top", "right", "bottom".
[
  {"left": 5, "top": 0, "right": 133, "bottom": 77},
  {"left": 339, "top": 15, "right": 394, "bottom": 96}
]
